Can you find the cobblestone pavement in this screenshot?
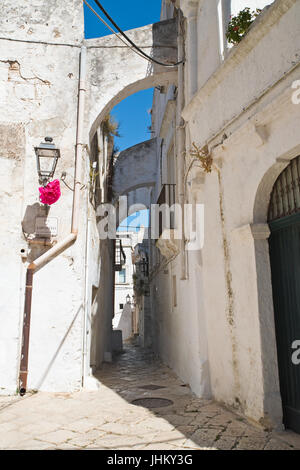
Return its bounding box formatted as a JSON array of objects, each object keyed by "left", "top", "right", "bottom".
[{"left": 0, "top": 341, "right": 300, "bottom": 450}]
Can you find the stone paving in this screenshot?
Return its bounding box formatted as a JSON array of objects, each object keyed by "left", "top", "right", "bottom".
[{"left": 0, "top": 341, "right": 300, "bottom": 450}]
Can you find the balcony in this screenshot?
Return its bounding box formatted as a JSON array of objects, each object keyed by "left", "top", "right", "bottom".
[
  {"left": 155, "top": 184, "right": 180, "bottom": 260},
  {"left": 157, "top": 184, "right": 176, "bottom": 238},
  {"left": 114, "top": 238, "right": 126, "bottom": 271}
]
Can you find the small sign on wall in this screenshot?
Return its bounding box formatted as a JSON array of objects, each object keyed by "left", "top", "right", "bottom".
[{"left": 35, "top": 217, "right": 58, "bottom": 237}]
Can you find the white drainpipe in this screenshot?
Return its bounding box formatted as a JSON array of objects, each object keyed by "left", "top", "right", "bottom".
[
  {"left": 28, "top": 44, "right": 87, "bottom": 271},
  {"left": 176, "top": 11, "right": 187, "bottom": 280},
  {"left": 82, "top": 212, "right": 91, "bottom": 387},
  {"left": 19, "top": 46, "right": 87, "bottom": 395}
]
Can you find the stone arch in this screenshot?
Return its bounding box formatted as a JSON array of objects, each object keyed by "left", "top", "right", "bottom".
[
  {"left": 117, "top": 205, "right": 149, "bottom": 234},
  {"left": 112, "top": 139, "right": 157, "bottom": 198},
  {"left": 253, "top": 144, "right": 300, "bottom": 223},
  {"left": 250, "top": 146, "right": 300, "bottom": 427},
  {"left": 105, "top": 138, "right": 157, "bottom": 227},
  {"left": 115, "top": 187, "right": 153, "bottom": 229},
  {"left": 253, "top": 160, "right": 291, "bottom": 223},
  {"left": 85, "top": 18, "right": 178, "bottom": 141},
  {"left": 85, "top": 18, "right": 178, "bottom": 374}
]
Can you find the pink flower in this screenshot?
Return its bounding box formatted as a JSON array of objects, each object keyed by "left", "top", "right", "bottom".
[{"left": 39, "top": 179, "right": 61, "bottom": 205}]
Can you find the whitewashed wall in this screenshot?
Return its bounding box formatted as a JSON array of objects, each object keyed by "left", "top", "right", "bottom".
[
  {"left": 114, "top": 237, "right": 134, "bottom": 316},
  {"left": 0, "top": 0, "right": 180, "bottom": 394},
  {"left": 150, "top": 0, "right": 300, "bottom": 428},
  {"left": 181, "top": 0, "right": 299, "bottom": 427},
  {"left": 0, "top": 0, "right": 87, "bottom": 394}
]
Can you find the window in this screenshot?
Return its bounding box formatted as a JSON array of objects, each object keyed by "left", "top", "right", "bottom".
[
  {"left": 118, "top": 269, "right": 126, "bottom": 284},
  {"left": 119, "top": 303, "right": 124, "bottom": 310}
]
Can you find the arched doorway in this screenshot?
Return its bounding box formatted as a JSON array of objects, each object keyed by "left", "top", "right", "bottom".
[{"left": 268, "top": 155, "right": 300, "bottom": 434}]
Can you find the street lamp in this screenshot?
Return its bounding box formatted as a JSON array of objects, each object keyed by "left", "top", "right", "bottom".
[
  {"left": 34, "top": 137, "right": 60, "bottom": 185},
  {"left": 126, "top": 294, "right": 131, "bottom": 304}
]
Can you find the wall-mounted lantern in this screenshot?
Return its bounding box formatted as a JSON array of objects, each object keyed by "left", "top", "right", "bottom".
[
  {"left": 126, "top": 294, "right": 131, "bottom": 304},
  {"left": 34, "top": 137, "right": 60, "bottom": 185}
]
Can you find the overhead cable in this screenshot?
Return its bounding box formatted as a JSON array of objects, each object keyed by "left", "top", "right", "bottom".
[
  {"left": 89, "top": 0, "right": 183, "bottom": 67},
  {"left": 83, "top": 0, "right": 148, "bottom": 61}
]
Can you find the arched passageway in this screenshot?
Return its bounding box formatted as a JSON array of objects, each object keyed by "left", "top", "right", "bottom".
[
  {"left": 85, "top": 18, "right": 178, "bottom": 374},
  {"left": 86, "top": 18, "right": 178, "bottom": 141},
  {"left": 268, "top": 155, "right": 300, "bottom": 434}
]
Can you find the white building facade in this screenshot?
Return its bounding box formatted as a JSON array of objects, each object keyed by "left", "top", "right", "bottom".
[
  {"left": 149, "top": 0, "right": 300, "bottom": 433},
  {"left": 114, "top": 233, "right": 135, "bottom": 317},
  {"left": 1, "top": 0, "right": 300, "bottom": 435},
  {"left": 113, "top": 232, "right": 136, "bottom": 342}
]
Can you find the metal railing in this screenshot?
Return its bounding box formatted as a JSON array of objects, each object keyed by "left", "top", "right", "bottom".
[
  {"left": 136, "top": 257, "right": 149, "bottom": 277},
  {"left": 114, "top": 238, "right": 126, "bottom": 271},
  {"left": 157, "top": 184, "right": 176, "bottom": 238}
]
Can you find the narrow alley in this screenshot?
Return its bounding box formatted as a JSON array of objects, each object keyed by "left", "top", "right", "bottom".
[
  {"left": 1, "top": 341, "right": 300, "bottom": 450},
  {"left": 2, "top": 0, "right": 300, "bottom": 448}
]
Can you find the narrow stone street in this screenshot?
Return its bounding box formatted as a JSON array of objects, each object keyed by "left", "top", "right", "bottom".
[{"left": 0, "top": 341, "right": 300, "bottom": 450}]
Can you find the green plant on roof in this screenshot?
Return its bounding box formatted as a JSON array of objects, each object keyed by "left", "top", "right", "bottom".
[{"left": 226, "top": 7, "right": 261, "bottom": 45}]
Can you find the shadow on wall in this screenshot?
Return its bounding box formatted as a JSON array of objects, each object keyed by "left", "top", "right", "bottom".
[
  {"left": 152, "top": 18, "right": 178, "bottom": 74},
  {"left": 21, "top": 202, "right": 52, "bottom": 263},
  {"left": 113, "top": 302, "right": 133, "bottom": 341},
  {"left": 33, "top": 303, "right": 83, "bottom": 391},
  {"left": 90, "top": 238, "right": 115, "bottom": 370},
  {"left": 22, "top": 202, "right": 50, "bottom": 234}
]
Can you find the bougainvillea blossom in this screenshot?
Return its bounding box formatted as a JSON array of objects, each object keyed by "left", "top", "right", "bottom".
[{"left": 39, "top": 179, "right": 61, "bottom": 205}]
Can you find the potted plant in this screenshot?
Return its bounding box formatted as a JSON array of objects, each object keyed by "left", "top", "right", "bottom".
[{"left": 226, "top": 7, "right": 261, "bottom": 45}]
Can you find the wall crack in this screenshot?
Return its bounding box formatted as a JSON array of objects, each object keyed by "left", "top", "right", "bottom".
[{"left": 0, "top": 59, "right": 51, "bottom": 86}]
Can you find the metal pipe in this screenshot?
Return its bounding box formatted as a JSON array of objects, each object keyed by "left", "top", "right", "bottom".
[
  {"left": 28, "top": 233, "right": 77, "bottom": 271},
  {"left": 18, "top": 45, "right": 87, "bottom": 395},
  {"left": 19, "top": 270, "right": 33, "bottom": 396},
  {"left": 72, "top": 45, "right": 87, "bottom": 235},
  {"left": 176, "top": 10, "right": 187, "bottom": 280},
  {"left": 82, "top": 214, "right": 91, "bottom": 387}
]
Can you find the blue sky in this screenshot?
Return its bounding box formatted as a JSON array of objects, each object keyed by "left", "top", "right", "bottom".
[
  {"left": 84, "top": 0, "right": 161, "bottom": 151},
  {"left": 84, "top": 1, "right": 157, "bottom": 229},
  {"left": 118, "top": 210, "right": 149, "bottom": 232},
  {"left": 110, "top": 90, "right": 154, "bottom": 152},
  {"left": 83, "top": 0, "right": 162, "bottom": 40}
]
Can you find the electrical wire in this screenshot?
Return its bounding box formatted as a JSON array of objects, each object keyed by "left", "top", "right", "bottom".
[
  {"left": 83, "top": 0, "right": 149, "bottom": 61},
  {"left": 84, "top": 0, "right": 160, "bottom": 63},
  {"left": 88, "top": 0, "right": 183, "bottom": 67},
  {"left": 93, "top": 0, "right": 183, "bottom": 66}
]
